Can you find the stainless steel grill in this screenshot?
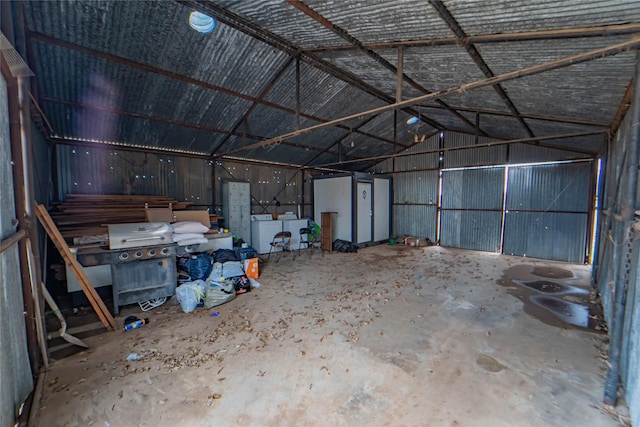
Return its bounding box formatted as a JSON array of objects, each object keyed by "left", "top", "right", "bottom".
[{"left": 76, "top": 223, "right": 177, "bottom": 315}]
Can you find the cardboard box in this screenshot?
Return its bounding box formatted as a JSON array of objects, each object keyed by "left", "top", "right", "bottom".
[
  {"left": 404, "top": 237, "right": 427, "bottom": 247},
  {"left": 243, "top": 258, "right": 259, "bottom": 279}
]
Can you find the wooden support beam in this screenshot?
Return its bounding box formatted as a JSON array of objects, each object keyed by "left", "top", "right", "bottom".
[{"left": 0, "top": 229, "right": 26, "bottom": 254}]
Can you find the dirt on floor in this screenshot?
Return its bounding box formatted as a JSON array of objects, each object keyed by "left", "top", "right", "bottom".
[{"left": 33, "top": 245, "right": 630, "bottom": 427}]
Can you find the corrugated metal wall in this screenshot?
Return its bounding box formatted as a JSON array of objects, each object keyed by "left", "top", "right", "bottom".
[
  {"left": 504, "top": 162, "right": 591, "bottom": 262},
  {"left": 213, "top": 160, "right": 306, "bottom": 222},
  {"left": 389, "top": 134, "right": 440, "bottom": 240},
  {"left": 56, "top": 145, "right": 214, "bottom": 206},
  {"left": 441, "top": 167, "right": 505, "bottom": 252},
  {"left": 596, "top": 108, "right": 639, "bottom": 426},
  {"left": 1, "top": 73, "right": 33, "bottom": 427}
]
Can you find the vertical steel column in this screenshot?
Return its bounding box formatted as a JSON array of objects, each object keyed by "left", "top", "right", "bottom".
[{"left": 603, "top": 51, "right": 640, "bottom": 406}]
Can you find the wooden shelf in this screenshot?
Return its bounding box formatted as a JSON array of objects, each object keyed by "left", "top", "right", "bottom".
[{"left": 321, "top": 212, "right": 337, "bottom": 253}]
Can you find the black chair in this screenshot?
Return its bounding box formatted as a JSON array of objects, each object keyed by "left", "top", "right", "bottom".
[
  {"left": 268, "top": 231, "right": 292, "bottom": 262},
  {"left": 298, "top": 227, "right": 321, "bottom": 257}
]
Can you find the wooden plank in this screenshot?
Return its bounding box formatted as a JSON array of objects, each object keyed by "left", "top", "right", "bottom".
[{"left": 35, "top": 205, "right": 116, "bottom": 330}]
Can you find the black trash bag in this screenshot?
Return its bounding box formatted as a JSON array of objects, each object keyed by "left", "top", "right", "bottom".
[
  {"left": 213, "top": 249, "right": 238, "bottom": 263},
  {"left": 333, "top": 239, "right": 358, "bottom": 253},
  {"left": 178, "top": 252, "right": 214, "bottom": 281}
]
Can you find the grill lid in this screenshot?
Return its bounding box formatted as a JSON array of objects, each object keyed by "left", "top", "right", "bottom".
[{"left": 108, "top": 222, "right": 173, "bottom": 249}]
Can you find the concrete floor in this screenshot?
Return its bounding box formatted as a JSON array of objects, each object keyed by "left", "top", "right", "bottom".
[{"left": 34, "top": 245, "right": 630, "bottom": 427}]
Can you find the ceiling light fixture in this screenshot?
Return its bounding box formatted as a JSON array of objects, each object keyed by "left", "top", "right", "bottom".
[
  {"left": 189, "top": 11, "right": 216, "bottom": 33},
  {"left": 406, "top": 116, "right": 419, "bottom": 125}
]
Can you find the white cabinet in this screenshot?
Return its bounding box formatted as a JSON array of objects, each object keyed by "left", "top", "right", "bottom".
[
  {"left": 223, "top": 181, "right": 251, "bottom": 245},
  {"left": 251, "top": 216, "right": 283, "bottom": 254}
]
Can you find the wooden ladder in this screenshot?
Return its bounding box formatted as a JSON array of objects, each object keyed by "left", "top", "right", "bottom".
[{"left": 35, "top": 204, "right": 116, "bottom": 330}]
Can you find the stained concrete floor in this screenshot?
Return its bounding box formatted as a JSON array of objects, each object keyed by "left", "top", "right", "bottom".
[{"left": 34, "top": 245, "right": 630, "bottom": 427}]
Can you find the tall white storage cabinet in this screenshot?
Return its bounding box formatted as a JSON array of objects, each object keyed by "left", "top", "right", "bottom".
[
  {"left": 313, "top": 173, "right": 391, "bottom": 245},
  {"left": 222, "top": 181, "right": 251, "bottom": 245}
]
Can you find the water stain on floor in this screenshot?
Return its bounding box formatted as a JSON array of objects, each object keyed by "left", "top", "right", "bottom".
[
  {"left": 529, "top": 295, "right": 590, "bottom": 328},
  {"left": 476, "top": 354, "right": 507, "bottom": 373},
  {"left": 497, "top": 265, "right": 600, "bottom": 331},
  {"left": 531, "top": 266, "right": 575, "bottom": 279}
]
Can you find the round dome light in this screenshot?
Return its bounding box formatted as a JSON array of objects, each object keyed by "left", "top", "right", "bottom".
[
  {"left": 189, "top": 11, "right": 216, "bottom": 34},
  {"left": 406, "top": 116, "right": 419, "bottom": 125}
]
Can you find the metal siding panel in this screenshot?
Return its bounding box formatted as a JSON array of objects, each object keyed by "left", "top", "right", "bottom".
[
  {"left": 506, "top": 162, "right": 591, "bottom": 212},
  {"left": 214, "top": 161, "right": 304, "bottom": 217},
  {"left": 0, "top": 74, "right": 33, "bottom": 427},
  {"left": 441, "top": 168, "right": 504, "bottom": 210},
  {"left": 393, "top": 171, "right": 439, "bottom": 205},
  {"left": 444, "top": 132, "right": 508, "bottom": 168},
  {"left": 304, "top": 0, "right": 456, "bottom": 43},
  {"left": 596, "top": 110, "right": 639, "bottom": 427},
  {"left": 393, "top": 205, "right": 437, "bottom": 242},
  {"left": 394, "top": 134, "right": 440, "bottom": 171},
  {"left": 509, "top": 142, "right": 595, "bottom": 164},
  {"left": 483, "top": 38, "right": 635, "bottom": 122},
  {"left": 440, "top": 210, "right": 502, "bottom": 252},
  {"left": 447, "top": 0, "right": 640, "bottom": 35},
  {"left": 56, "top": 145, "right": 213, "bottom": 205},
  {"left": 221, "top": 0, "right": 350, "bottom": 48},
  {"left": 440, "top": 167, "right": 504, "bottom": 252},
  {"left": 503, "top": 211, "right": 587, "bottom": 262}
]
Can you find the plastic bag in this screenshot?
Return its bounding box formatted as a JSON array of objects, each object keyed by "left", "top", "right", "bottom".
[
  {"left": 178, "top": 253, "right": 214, "bottom": 280},
  {"left": 204, "top": 281, "right": 236, "bottom": 309},
  {"left": 175, "top": 280, "right": 206, "bottom": 313}
]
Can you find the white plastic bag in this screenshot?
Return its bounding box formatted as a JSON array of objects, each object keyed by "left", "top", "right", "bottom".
[{"left": 175, "top": 280, "right": 206, "bottom": 313}]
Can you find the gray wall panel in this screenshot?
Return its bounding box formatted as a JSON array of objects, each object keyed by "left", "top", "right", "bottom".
[
  {"left": 393, "top": 205, "right": 437, "bottom": 242},
  {"left": 1, "top": 73, "right": 33, "bottom": 427},
  {"left": 56, "top": 145, "right": 213, "bottom": 206},
  {"left": 440, "top": 210, "right": 502, "bottom": 252},
  {"left": 214, "top": 160, "right": 304, "bottom": 219},
  {"left": 503, "top": 211, "right": 587, "bottom": 263},
  {"left": 443, "top": 132, "right": 507, "bottom": 168},
  {"left": 441, "top": 168, "right": 504, "bottom": 209},
  {"left": 507, "top": 162, "right": 591, "bottom": 212},
  {"left": 393, "top": 171, "right": 439, "bottom": 205},
  {"left": 596, "top": 108, "right": 639, "bottom": 426}
]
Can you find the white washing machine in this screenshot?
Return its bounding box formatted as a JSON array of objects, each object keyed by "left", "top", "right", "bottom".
[{"left": 251, "top": 215, "right": 283, "bottom": 254}]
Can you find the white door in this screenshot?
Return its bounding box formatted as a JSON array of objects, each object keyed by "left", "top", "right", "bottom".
[{"left": 357, "top": 182, "right": 372, "bottom": 243}]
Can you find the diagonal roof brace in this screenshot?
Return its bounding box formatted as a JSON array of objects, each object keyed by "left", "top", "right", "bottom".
[
  {"left": 220, "top": 37, "right": 640, "bottom": 156},
  {"left": 286, "top": 0, "right": 488, "bottom": 137}
]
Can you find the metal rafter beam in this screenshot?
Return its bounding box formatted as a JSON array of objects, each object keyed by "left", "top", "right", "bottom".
[
  {"left": 221, "top": 37, "right": 640, "bottom": 155},
  {"left": 302, "top": 114, "right": 380, "bottom": 167},
  {"left": 211, "top": 57, "right": 295, "bottom": 155},
  {"left": 429, "top": 0, "right": 535, "bottom": 138},
  {"left": 314, "top": 130, "right": 605, "bottom": 168},
  {"left": 29, "top": 30, "right": 400, "bottom": 150},
  {"left": 417, "top": 103, "right": 609, "bottom": 128},
  {"left": 609, "top": 78, "right": 634, "bottom": 136},
  {"left": 177, "top": 0, "right": 446, "bottom": 132},
  {"left": 304, "top": 23, "right": 640, "bottom": 52},
  {"left": 286, "top": 0, "right": 487, "bottom": 136}
]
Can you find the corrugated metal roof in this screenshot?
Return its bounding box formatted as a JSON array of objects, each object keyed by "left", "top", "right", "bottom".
[{"left": 18, "top": 0, "right": 640, "bottom": 169}]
